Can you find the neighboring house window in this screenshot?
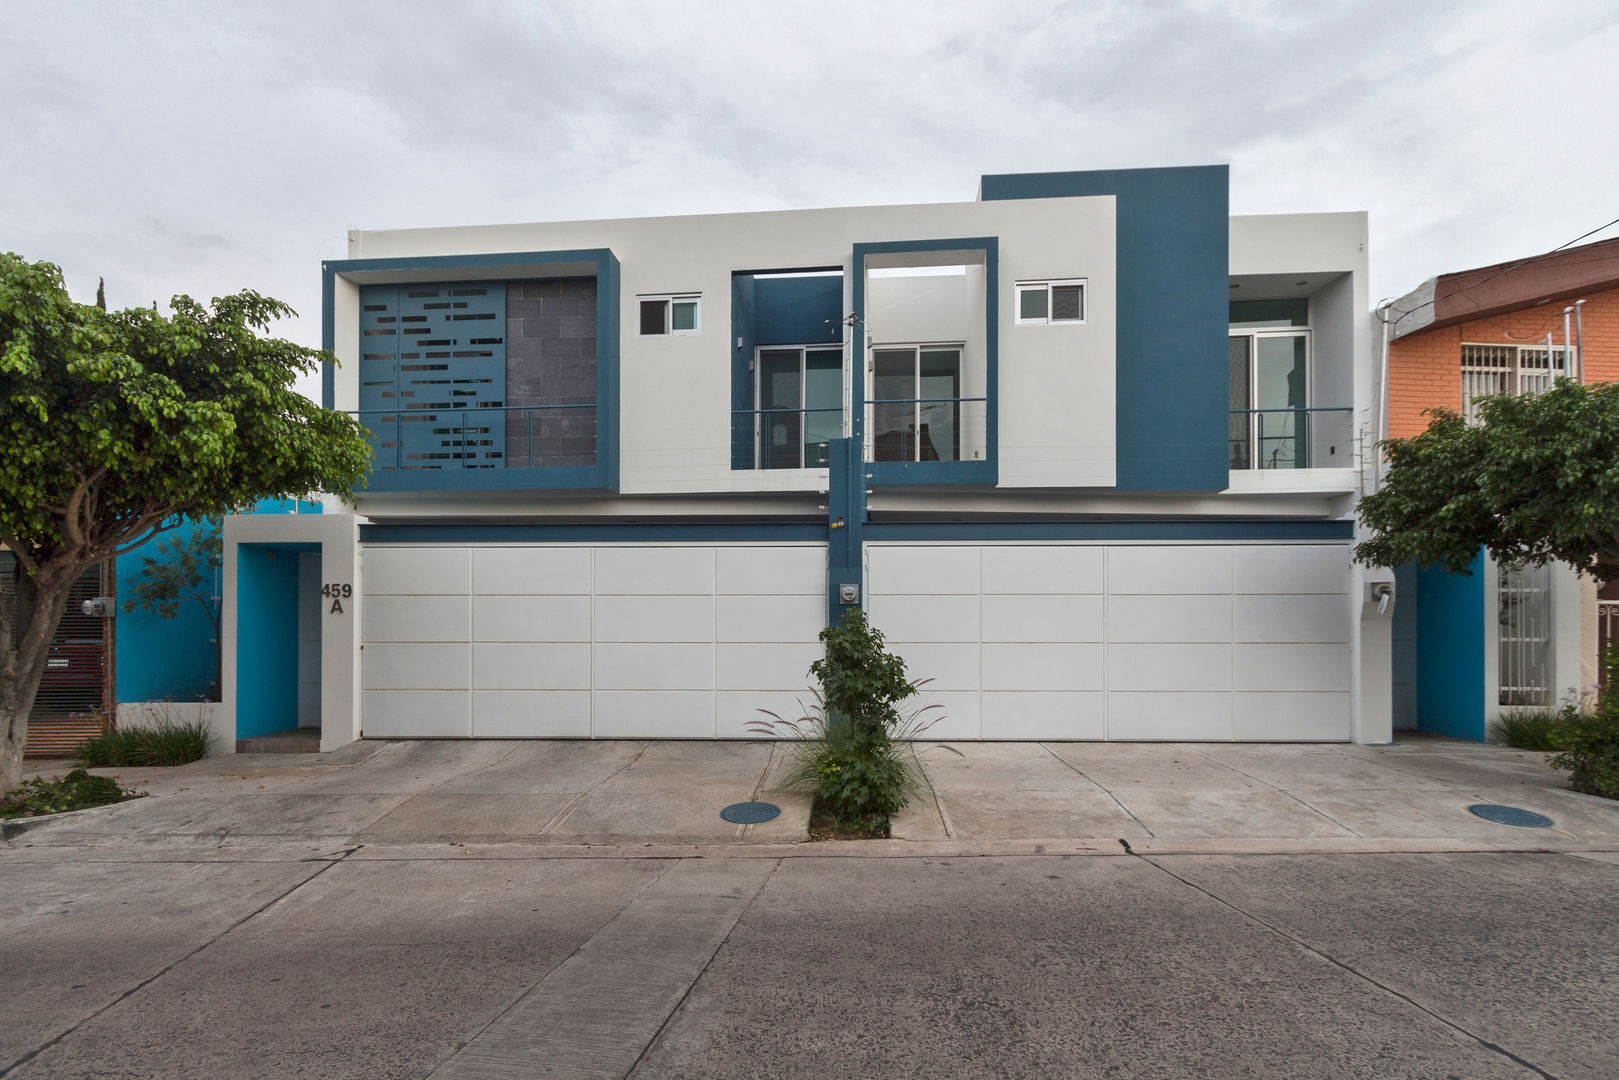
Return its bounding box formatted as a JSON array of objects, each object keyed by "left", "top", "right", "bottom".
[
  {"left": 639, "top": 293, "right": 700, "bottom": 335},
  {"left": 1228, "top": 299, "right": 1310, "bottom": 470},
  {"left": 1461, "top": 343, "right": 1571, "bottom": 424},
  {"left": 753, "top": 345, "right": 843, "bottom": 469},
  {"left": 1015, "top": 279, "right": 1086, "bottom": 324},
  {"left": 871, "top": 344, "right": 963, "bottom": 462}
]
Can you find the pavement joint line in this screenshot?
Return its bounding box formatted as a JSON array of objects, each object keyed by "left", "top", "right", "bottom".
[
  {"left": 419, "top": 856, "right": 682, "bottom": 1077},
  {"left": 622, "top": 857, "right": 780, "bottom": 1078},
  {"left": 910, "top": 745, "right": 956, "bottom": 839},
  {"left": 1184, "top": 746, "right": 1366, "bottom": 838},
  {"left": 0, "top": 844, "right": 360, "bottom": 1079},
  {"left": 1134, "top": 851, "right": 1565, "bottom": 1080},
  {"left": 1037, "top": 741, "right": 1156, "bottom": 838},
  {"left": 426, "top": 856, "right": 780, "bottom": 1079},
  {"left": 543, "top": 741, "right": 655, "bottom": 837}
]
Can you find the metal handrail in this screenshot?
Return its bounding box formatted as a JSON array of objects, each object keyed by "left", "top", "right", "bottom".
[{"left": 866, "top": 396, "right": 988, "bottom": 405}]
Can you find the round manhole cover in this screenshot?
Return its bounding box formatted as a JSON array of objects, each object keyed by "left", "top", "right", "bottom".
[
  {"left": 1468, "top": 804, "right": 1554, "bottom": 828},
  {"left": 720, "top": 801, "right": 781, "bottom": 825}
]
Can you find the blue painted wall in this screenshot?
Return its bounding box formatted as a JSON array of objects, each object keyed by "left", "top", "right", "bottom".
[
  {"left": 979, "top": 166, "right": 1231, "bottom": 491},
  {"left": 1415, "top": 552, "right": 1487, "bottom": 740},
  {"left": 234, "top": 543, "right": 312, "bottom": 739},
  {"left": 730, "top": 273, "right": 843, "bottom": 470},
  {"left": 116, "top": 499, "right": 319, "bottom": 704}
]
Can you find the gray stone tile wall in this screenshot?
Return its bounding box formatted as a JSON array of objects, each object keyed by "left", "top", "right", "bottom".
[{"left": 506, "top": 277, "right": 598, "bottom": 467}]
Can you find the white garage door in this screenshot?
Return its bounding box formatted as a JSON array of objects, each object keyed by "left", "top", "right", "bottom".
[
  {"left": 866, "top": 543, "right": 1352, "bottom": 741},
  {"left": 360, "top": 544, "right": 827, "bottom": 738}
]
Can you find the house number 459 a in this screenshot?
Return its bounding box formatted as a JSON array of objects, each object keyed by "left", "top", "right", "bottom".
[{"left": 322, "top": 583, "right": 352, "bottom": 614}]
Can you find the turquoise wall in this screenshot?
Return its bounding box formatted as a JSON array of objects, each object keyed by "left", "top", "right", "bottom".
[
  {"left": 116, "top": 499, "right": 320, "bottom": 704},
  {"left": 234, "top": 543, "right": 313, "bottom": 739},
  {"left": 1415, "top": 552, "right": 1487, "bottom": 740}
]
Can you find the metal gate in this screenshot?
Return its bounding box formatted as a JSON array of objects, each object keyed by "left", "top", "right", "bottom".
[
  {"left": 2, "top": 551, "right": 112, "bottom": 754},
  {"left": 1498, "top": 562, "right": 1553, "bottom": 706}
]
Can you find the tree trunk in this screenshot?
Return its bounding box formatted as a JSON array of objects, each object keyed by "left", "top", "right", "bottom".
[{"left": 1, "top": 563, "right": 76, "bottom": 791}]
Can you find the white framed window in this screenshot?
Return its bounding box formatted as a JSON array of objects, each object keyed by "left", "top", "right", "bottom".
[
  {"left": 1460, "top": 343, "right": 1572, "bottom": 424},
  {"left": 1015, "top": 279, "right": 1086, "bottom": 325},
  {"left": 638, "top": 293, "right": 701, "bottom": 336}
]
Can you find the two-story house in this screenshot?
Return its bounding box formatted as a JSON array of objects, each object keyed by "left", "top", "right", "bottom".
[{"left": 219, "top": 165, "right": 1393, "bottom": 753}]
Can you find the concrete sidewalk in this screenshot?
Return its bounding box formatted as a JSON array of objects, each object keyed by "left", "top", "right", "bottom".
[{"left": 9, "top": 735, "right": 1618, "bottom": 852}]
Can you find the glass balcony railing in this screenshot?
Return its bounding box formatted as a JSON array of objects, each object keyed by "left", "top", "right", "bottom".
[
  {"left": 1228, "top": 406, "right": 1354, "bottom": 470},
  {"left": 732, "top": 407, "right": 845, "bottom": 470},
  {"left": 351, "top": 404, "right": 597, "bottom": 471},
  {"left": 865, "top": 396, "right": 988, "bottom": 464}
]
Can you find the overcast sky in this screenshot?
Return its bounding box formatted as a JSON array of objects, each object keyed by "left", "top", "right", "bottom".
[{"left": 4, "top": 0, "right": 1617, "bottom": 401}]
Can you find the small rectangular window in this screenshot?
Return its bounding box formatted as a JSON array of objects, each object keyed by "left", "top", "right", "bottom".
[
  {"left": 1015, "top": 280, "right": 1085, "bottom": 325},
  {"left": 638, "top": 293, "right": 702, "bottom": 335}
]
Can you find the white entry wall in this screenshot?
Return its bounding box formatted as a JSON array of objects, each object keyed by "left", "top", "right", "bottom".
[
  {"left": 360, "top": 544, "right": 827, "bottom": 739},
  {"left": 866, "top": 542, "right": 1353, "bottom": 741}
]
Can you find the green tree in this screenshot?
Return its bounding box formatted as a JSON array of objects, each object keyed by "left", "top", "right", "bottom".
[
  {"left": 1356, "top": 380, "right": 1619, "bottom": 581},
  {"left": 0, "top": 254, "right": 371, "bottom": 788},
  {"left": 122, "top": 518, "right": 224, "bottom": 700}
]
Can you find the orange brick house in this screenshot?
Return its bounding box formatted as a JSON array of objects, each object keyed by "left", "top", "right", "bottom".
[{"left": 1383, "top": 237, "right": 1619, "bottom": 738}]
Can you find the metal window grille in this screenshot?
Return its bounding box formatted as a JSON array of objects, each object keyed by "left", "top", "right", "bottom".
[
  {"left": 1600, "top": 601, "right": 1619, "bottom": 689},
  {"left": 1461, "top": 344, "right": 1571, "bottom": 424},
  {"left": 1498, "top": 562, "right": 1554, "bottom": 707}
]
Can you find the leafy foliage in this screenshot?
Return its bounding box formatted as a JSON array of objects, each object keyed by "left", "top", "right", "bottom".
[
  {"left": 751, "top": 608, "right": 943, "bottom": 834},
  {"left": 1356, "top": 381, "right": 1619, "bottom": 579},
  {"left": 0, "top": 252, "right": 373, "bottom": 787},
  {"left": 74, "top": 714, "right": 214, "bottom": 768},
  {"left": 0, "top": 768, "right": 142, "bottom": 819},
  {"left": 1488, "top": 706, "right": 1577, "bottom": 752},
  {"left": 1549, "top": 649, "right": 1619, "bottom": 800}
]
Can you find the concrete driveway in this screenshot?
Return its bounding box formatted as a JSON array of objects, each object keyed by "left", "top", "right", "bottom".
[{"left": 9, "top": 735, "right": 1618, "bottom": 852}]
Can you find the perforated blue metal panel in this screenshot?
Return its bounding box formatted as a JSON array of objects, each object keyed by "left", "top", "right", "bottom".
[{"left": 358, "top": 283, "right": 507, "bottom": 470}]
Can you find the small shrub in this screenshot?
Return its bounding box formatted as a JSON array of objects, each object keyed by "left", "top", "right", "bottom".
[
  {"left": 1, "top": 769, "right": 144, "bottom": 819},
  {"left": 1489, "top": 706, "right": 1576, "bottom": 751},
  {"left": 1549, "top": 709, "right": 1619, "bottom": 800},
  {"left": 751, "top": 607, "right": 944, "bottom": 834},
  {"left": 74, "top": 712, "right": 213, "bottom": 768}
]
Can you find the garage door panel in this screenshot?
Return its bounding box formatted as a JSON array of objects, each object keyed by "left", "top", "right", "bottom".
[
  {"left": 594, "top": 548, "right": 715, "bottom": 595},
  {"left": 1233, "top": 692, "right": 1350, "bottom": 741},
  {"left": 885, "top": 643, "right": 981, "bottom": 691},
  {"left": 983, "top": 643, "right": 1104, "bottom": 691},
  {"left": 1107, "top": 546, "right": 1232, "bottom": 595},
  {"left": 364, "top": 595, "right": 470, "bottom": 643},
  {"left": 1234, "top": 595, "right": 1348, "bottom": 644},
  {"left": 983, "top": 692, "right": 1105, "bottom": 740},
  {"left": 1108, "top": 644, "right": 1232, "bottom": 692},
  {"left": 868, "top": 546, "right": 980, "bottom": 594},
  {"left": 594, "top": 643, "right": 714, "bottom": 691},
  {"left": 366, "top": 547, "right": 469, "bottom": 595},
  {"left": 716, "top": 595, "right": 825, "bottom": 643},
  {"left": 593, "top": 691, "right": 714, "bottom": 738},
  {"left": 909, "top": 690, "right": 982, "bottom": 740},
  {"left": 1107, "top": 595, "right": 1232, "bottom": 643},
  {"left": 363, "top": 690, "right": 470, "bottom": 737},
  {"left": 981, "top": 546, "right": 1103, "bottom": 594},
  {"left": 866, "top": 594, "right": 980, "bottom": 643},
  {"left": 595, "top": 595, "right": 715, "bottom": 642},
  {"left": 1234, "top": 644, "right": 1350, "bottom": 692},
  {"left": 715, "top": 643, "right": 821, "bottom": 692},
  {"left": 982, "top": 595, "right": 1103, "bottom": 643},
  {"left": 1108, "top": 692, "right": 1233, "bottom": 740},
  {"left": 716, "top": 547, "right": 824, "bottom": 595},
  {"left": 472, "top": 547, "right": 591, "bottom": 595},
  {"left": 718, "top": 691, "right": 814, "bottom": 739},
  {"left": 473, "top": 595, "right": 592, "bottom": 643},
  {"left": 473, "top": 690, "right": 591, "bottom": 737},
  {"left": 473, "top": 643, "right": 592, "bottom": 690},
  {"left": 1234, "top": 545, "right": 1349, "bottom": 594},
  {"left": 363, "top": 643, "right": 470, "bottom": 690}
]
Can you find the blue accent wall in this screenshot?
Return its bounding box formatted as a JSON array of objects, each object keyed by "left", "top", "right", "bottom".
[
  {"left": 730, "top": 272, "right": 843, "bottom": 471},
  {"left": 1415, "top": 552, "right": 1487, "bottom": 741},
  {"left": 234, "top": 543, "right": 311, "bottom": 739},
  {"left": 826, "top": 438, "right": 866, "bottom": 624},
  {"left": 980, "top": 166, "right": 1230, "bottom": 491}
]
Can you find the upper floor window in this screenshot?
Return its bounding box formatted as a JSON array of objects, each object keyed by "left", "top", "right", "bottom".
[
  {"left": 752, "top": 345, "right": 843, "bottom": 469},
  {"left": 1461, "top": 343, "right": 1572, "bottom": 424},
  {"left": 1016, "top": 279, "right": 1086, "bottom": 325},
  {"left": 1229, "top": 299, "right": 1310, "bottom": 470},
  {"left": 639, "top": 293, "right": 700, "bottom": 336},
  {"left": 871, "top": 344, "right": 963, "bottom": 462}
]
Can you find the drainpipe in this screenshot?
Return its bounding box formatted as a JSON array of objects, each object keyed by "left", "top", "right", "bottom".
[
  {"left": 1563, "top": 306, "right": 1574, "bottom": 380},
  {"left": 1575, "top": 299, "right": 1587, "bottom": 383},
  {"left": 1376, "top": 301, "right": 1393, "bottom": 488}
]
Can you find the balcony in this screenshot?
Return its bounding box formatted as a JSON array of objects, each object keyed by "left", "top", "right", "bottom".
[{"left": 1228, "top": 406, "right": 1354, "bottom": 470}]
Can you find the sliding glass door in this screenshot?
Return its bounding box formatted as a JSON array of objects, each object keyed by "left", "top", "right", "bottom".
[
  {"left": 756, "top": 346, "right": 843, "bottom": 469},
  {"left": 871, "top": 346, "right": 962, "bottom": 463}
]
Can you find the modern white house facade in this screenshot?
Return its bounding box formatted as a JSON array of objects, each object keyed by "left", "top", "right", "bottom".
[{"left": 219, "top": 166, "right": 1394, "bottom": 753}]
